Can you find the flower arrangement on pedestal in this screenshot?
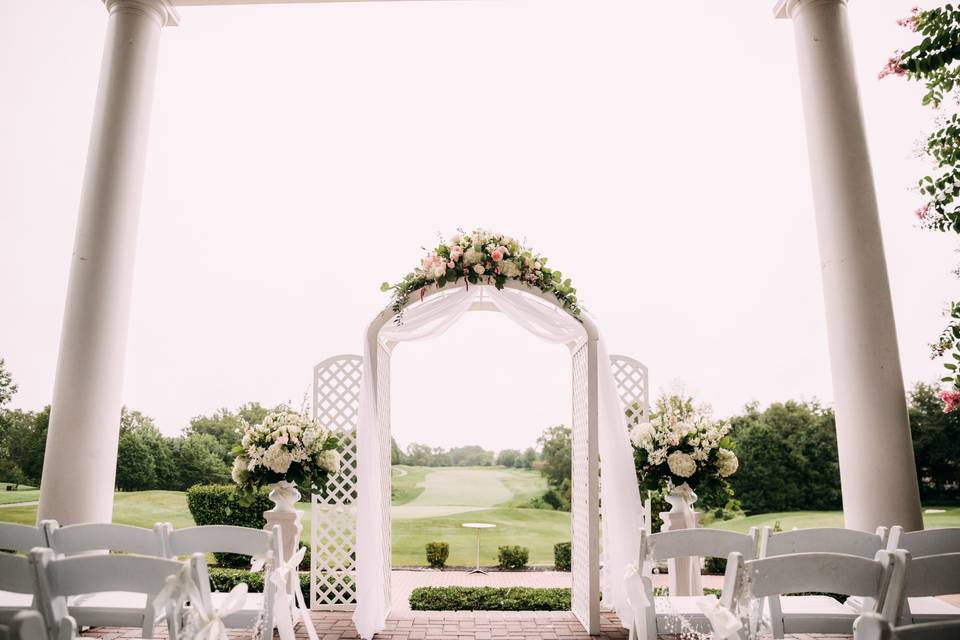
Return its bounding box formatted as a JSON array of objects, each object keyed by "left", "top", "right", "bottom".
[
  {"left": 380, "top": 229, "right": 580, "bottom": 323},
  {"left": 231, "top": 408, "right": 341, "bottom": 506},
  {"left": 629, "top": 394, "right": 738, "bottom": 515}
]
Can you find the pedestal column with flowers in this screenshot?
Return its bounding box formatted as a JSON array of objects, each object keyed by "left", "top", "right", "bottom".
[
  {"left": 628, "top": 394, "right": 739, "bottom": 597},
  {"left": 231, "top": 408, "right": 341, "bottom": 582}
]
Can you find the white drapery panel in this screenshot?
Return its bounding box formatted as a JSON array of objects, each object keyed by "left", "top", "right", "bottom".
[{"left": 353, "top": 286, "right": 642, "bottom": 639}]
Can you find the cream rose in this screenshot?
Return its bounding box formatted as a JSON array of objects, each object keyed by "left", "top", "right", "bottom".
[{"left": 500, "top": 261, "right": 521, "bottom": 278}]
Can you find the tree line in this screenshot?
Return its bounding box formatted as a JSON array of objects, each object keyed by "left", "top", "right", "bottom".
[{"left": 390, "top": 440, "right": 538, "bottom": 469}]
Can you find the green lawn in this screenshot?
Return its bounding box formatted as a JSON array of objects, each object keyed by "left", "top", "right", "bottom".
[
  {"left": 0, "top": 489, "right": 39, "bottom": 505},
  {"left": 704, "top": 507, "right": 960, "bottom": 533}
]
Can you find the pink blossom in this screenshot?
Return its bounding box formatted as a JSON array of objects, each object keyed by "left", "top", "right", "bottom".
[
  {"left": 448, "top": 260, "right": 455, "bottom": 269},
  {"left": 423, "top": 256, "right": 435, "bottom": 269},
  {"left": 915, "top": 203, "right": 930, "bottom": 220},
  {"left": 879, "top": 51, "right": 906, "bottom": 80},
  {"left": 450, "top": 246, "right": 463, "bottom": 261},
  {"left": 276, "top": 435, "right": 289, "bottom": 445},
  {"left": 896, "top": 7, "right": 922, "bottom": 31},
  {"left": 939, "top": 389, "right": 960, "bottom": 413},
  {"left": 491, "top": 249, "right": 504, "bottom": 262}
]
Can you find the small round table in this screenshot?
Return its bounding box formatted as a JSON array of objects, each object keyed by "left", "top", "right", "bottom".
[{"left": 462, "top": 523, "right": 496, "bottom": 575}]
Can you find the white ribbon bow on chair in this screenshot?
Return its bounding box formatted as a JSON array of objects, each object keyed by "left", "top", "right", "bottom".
[
  {"left": 154, "top": 564, "right": 248, "bottom": 640},
  {"left": 268, "top": 546, "right": 318, "bottom": 640},
  {"left": 696, "top": 599, "right": 742, "bottom": 640}
]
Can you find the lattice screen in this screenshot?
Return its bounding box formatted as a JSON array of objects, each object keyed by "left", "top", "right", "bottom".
[
  {"left": 570, "top": 344, "right": 593, "bottom": 630},
  {"left": 310, "top": 355, "right": 362, "bottom": 609},
  {"left": 609, "top": 354, "right": 649, "bottom": 428}
]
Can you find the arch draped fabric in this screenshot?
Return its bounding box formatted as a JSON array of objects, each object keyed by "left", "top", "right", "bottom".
[{"left": 353, "top": 286, "right": 642, "bottom": 639}]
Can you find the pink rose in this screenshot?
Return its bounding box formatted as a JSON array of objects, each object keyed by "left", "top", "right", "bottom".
[
  {"left": 423, "top": 256, "right": 434, "bottom": 269},
  {"left": 448, "top": 261, "right": 455, "bottom": 269},
  {"left": 939, "top": 389, "right": 960, "bottom": 413},
  {"left": 491, "top": 249, "right": 503, "bottom": 262}
]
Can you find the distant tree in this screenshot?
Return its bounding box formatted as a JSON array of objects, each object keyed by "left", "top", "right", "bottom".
[
  {"left": 0, "top": 359, "right": 17, "bottom": 407},
  {"left": 115, "top": 430, "right": 158, "bottom": 491},
  {"left": 119, "top": 406, "right": 158, "bottom": 435},
  {"left": 909, "top": 381, "right": 960, "bottom": 501},
  {"left": 172, "top": 433, "right": 230, "bottom": 489},
  {"left": 496, "top": 449, "right": 520, "bottom": 468},
  {"left": 537, "top": 425, "right": 571, "bottom": 511},
  {"left": 391, "top": 437, "right": 404, "bottom": 465},
  {"left": 520, "top": 447, "right": 538, "bottom": 469},
  {"left": 186, "top": 403, "right": 268, "bottom": 463}
]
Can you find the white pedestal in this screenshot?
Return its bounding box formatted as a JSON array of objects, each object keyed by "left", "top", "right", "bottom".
[
  {"left": 264, "top": 509, "right": 303, "bottom": 565},
  {"left": 659, "top": 510, "right": 703, "bottom": 597}
]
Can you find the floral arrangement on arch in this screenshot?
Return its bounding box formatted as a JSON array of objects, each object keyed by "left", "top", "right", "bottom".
[
  {"left": 231, "top": 408, "right": 341, "bottom": 503},
  {"left": 629, "top": 394, "right": 738, "bottom": 496},
  {"left": 380, "top": 229, "right": 580, "bottom": 323}
]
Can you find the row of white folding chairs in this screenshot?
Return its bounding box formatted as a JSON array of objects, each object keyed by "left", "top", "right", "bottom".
[
  {"left": 0, "top": 520, "right": 282, "bottom": 639},
  {"left": 630, "top": 525, "right": 960, "bottom": 640},
  {"left": 0, "top": 542, "right": 211, "bottom": 640}
]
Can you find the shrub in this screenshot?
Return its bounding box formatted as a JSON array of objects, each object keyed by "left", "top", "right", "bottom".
[
  {"left": 409, "top": 587, "right": 570, "bottom": 611},
  {"left": 186, "top": 484, "right": 272, "bottom": 567},
  {"left": 208, "top": 568, "right": 310, "bottom": 602},
  {"left": 425, "top": 541, "right": 449, "bottom": 569},
  {"left": 703, "top": 556, "right": 726, "bottom": 575},
  {"left": 554, "top": 542, "right": 571, "bottom": 571},
  {"left": 497, "top": 545, "right": 529, "bottom": 570}
]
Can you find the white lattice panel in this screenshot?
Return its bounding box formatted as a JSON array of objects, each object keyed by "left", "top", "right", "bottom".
[
  {"left": 610, "top": 354, "right": 649, "bottom": 428},
  {"left": 570, "top": 344, "right": 592, "bottom": 630},
  {"left": 311, "top": 355, "right": 362, "bottom": 609},
  {"left": 376, "top": 343, "right": 393, "bottom": 610}
]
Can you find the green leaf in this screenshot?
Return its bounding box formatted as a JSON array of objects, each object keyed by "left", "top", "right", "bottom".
[{"left": 380, "top": 282, "right": 392, "bottom": 292}]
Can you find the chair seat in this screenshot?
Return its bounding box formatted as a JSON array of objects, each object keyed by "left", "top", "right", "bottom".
[
  {"left": 778, "top": 595, "right": 859, "bottom": 634},
  {"left": 68, "top": 592, "right": 151, "bottom": 628},
  {"left": 906, "top": 596, "right": 960, "bottom": 622},
  {"left": 208, "top": 591, "right": 264, "bottom": 627},
  {"left": 654, "top": 595, "right": 717, "bottom": 633}
]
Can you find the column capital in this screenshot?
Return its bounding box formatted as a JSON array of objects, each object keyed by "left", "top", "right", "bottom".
[
  {"left": 774, "top": 0, "right": 847, "bottom": 20},
  {"left": 104, "top": 0, "right": 180, "bottom": 27}
]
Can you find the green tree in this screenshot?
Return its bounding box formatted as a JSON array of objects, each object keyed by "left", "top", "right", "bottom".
[
  {"left": 496, "top": 449, "right": 520, "bottom": 467},
  {"left": 909, "top": 381, "right": 960, "bottom": 501},
  {"left": 0, "top": 359, "right": 17, "bottom": 407},
  {"left": 172, "top": 433, "right": 230, "bottom": 489},
  {"left": 115, "top": 429, "right": 158, "bottom": 491},
  {"left": 537, "top": 425, "right": 571, "bottom": 511},
  {"left": 520, "top": 447, "right": 538, "bottom": 469},
  {"left": 186, "top": 402, "right": 269, "bottom": 463}
]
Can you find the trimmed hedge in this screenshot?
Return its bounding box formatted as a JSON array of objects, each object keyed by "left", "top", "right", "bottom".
[
  {"left": 553, "top": 542, "right": 571, "bottom": 571},
  {"left": 208, "top": 568, "right": 310, "bottom": 601},
  {"left": 497, "top": 545, "right": 529, "bottom": 570},
  {"left": 409, "top": 587, "right": 570, "bottom": 611},
  {"left": 425, "top": 541, "right": 449, "bottom": 569},
  {"left": 186, "top": 484, "right": 272, "bottom": 568}
]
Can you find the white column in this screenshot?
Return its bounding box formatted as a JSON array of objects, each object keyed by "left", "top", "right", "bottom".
[
  {"left": 38, "top": 0, "right": 178, "bottom": 525},
  {"left": 775, "top": 0, "right": 923, "bottom": 532}
]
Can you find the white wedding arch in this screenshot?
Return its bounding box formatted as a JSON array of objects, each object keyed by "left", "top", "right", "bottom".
[{"left": 310, "top": 281, "right": 648, "bottom": 639}]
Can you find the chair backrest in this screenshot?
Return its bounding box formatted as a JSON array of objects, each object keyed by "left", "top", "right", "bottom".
[
  {"left": 855, "top": 611, "right": 960, "bottom": 640},
  {"left": 760, "top": 526, "right": 886, "bottom": 559},
  {"left": 163, "top": 524, "right": 281, "bottom": 560},
  {"left": 0, "top": 522, "right": 49, "bottom": 554},
  {"left": 901, "top": 552, "right": 960, "bottom": 599},
  {"left": 722, "top": 551, "right": 894, "bottom": 608},
  {"left": 43, "top": 521, "right": 165, "bottom": 557},
  {"left": 0, "top": 610, "right": 48, "bottom": 640},
  {"left": 887, "top": 526, "right": 960, "bottom": 557},
  {"left": 29, "top": 548, "right": 208, "bottom": 640},
  {"left": 0, "top": 552, "right": 35, "bottom": 595},
  {"left": 640, "top": 527, "right": 758, "bottom": 562}
]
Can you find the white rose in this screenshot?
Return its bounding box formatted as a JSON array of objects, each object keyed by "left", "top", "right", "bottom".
[
  {"left": 500, "top": 261, "right": 521, "bottom": 278},
  {"left": 717, "top": 448, "right": 739, "bottom": 477},
  {"left": 667, "top": 451, "right": 697, "bottom": 478},
  {"left": 630, "top": 422, "right": 654, "bottom": 449},
  {"left": 316, "top": 449, "right": 341, "bottom": 475},
  {"left": 431, "top": 263, "right": 446, "bottom": 279},
  {"left": 473, "top": 263, "right": 485, "bottom": 275}
]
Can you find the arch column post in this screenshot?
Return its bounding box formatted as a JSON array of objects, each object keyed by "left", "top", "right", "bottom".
[
  {"left": 774, "top": 0, "right": 922, "bottom": 531},
  {"left": 38, "top": 0, "right": 178, "bottom": 525}
]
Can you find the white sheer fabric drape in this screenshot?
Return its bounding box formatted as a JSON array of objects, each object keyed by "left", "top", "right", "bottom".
[{"left": 353, "top": 286, "right": 642, "bottom": 639}]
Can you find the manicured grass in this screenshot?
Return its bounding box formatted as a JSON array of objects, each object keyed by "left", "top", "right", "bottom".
[
  {"left": 0, "top": 489, "right": 40, "bottom": 505},
  {"left": 391, "top": 466, "right": 430, "bottom": 505},
  {"left": 705, "top": 506, "right": 960, "bottom": 533},
  {"left": 392, "top": 507, "right": 570, "bottom": 567},
  {"left": 0, "top": 483, "right": 36, "bottom": 491}
]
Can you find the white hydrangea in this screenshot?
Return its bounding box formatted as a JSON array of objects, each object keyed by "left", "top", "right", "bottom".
[
  {"left": 717, "top": 448, "right": 739, "bottom": 478},
  {"left": 667, "top": 451, "right": 697, "bottom": 478},
  {"left": 316, "top": 450, "right": 341, "bottom": 475},
  {"left": 231, "top": 456, "right": 250, "bottom": 484}
]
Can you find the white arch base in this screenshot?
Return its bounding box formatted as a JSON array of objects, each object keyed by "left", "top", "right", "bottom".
[{"left": 310, "top": 285, "right": 648, "bottom": 639}]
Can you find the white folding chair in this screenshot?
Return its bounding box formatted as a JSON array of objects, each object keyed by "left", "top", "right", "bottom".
[
  {"left": 759, "top": 525, "right": 888, "bottom": 637},
  {"left": 161, "top": 523, "right": 280, "bottom": 633},
  {"left": 0, "top": 610, "right": 48, "bottom": 640},
  {"left": 29, "top": 548, "right": 207, "bottom": 640},
  {"left": 0, "top": 523, "right": 50, "bottom": 624},
  {"left": 885, "top": 527, "right": 960, "bottom": 624},
  {"left": 717, "top": 550, "right": 896, "bottom": 640},
  {"left": 881, "top": 551, "right": 960, "bottom": 625},
  {"left": 855, "top": 611, "right": 960, "bottom": 640},
  {"left": 630, "top": 527, "right": 757, "bottom": 639},
  {"left": 40, "top": 522, "right": 168, "bottom": 637}
]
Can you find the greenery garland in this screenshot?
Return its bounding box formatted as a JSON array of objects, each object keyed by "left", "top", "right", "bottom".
[{"left": 380, "top": 229, "right": 581, "bottom": 324}]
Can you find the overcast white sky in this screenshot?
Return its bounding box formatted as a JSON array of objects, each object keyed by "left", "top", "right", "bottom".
[{"left": 1, "top": 0, "right": 956, "bottom": 452}]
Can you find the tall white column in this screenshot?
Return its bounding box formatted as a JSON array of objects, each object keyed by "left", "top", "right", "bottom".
[
  {"left": 776, "top": 0, "right": 923, "bottom": 532},
  {"left": 38, "top": 0, "right": 178, "bottom": 525}
]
